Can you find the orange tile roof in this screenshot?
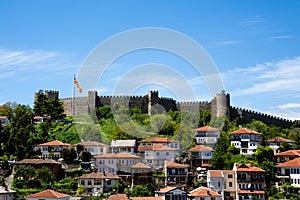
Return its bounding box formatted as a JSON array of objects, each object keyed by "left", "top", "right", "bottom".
[
  {"left": 230, "top": 128, "right": 262, "bottom": 135},
  {"left": 235, "top": 163, "right": 265, "bottom": 172},
  {"left": 276, "top": 157, "right": 300, "bottom": 167},
  {"left": 94, "top": 153, "right": 142, "bottom": 159},
  {"left": 208, "top": 170, "right": 223, "bottom": 177},
  {"left": 194, "top": 126, "right": 219, "bottom": 132},
  {"left": 156, "top": 186, "right": 178, "bottom": 193},
  {"left": 79, "top": 172, "right": 120, "bottom": 179},
  {"left": 188, "top": 145, "right": 215, "bottom": 152},
  {"left": 265, "top": 136, "right": 295, "bottom": 143},
  {"left": 79, "top": 140, "right": 109, "bottom": 147},
  {"left": 189, "top": 187, "right": 222, "bottom": 197},
  {"left": 131, "top": 197, "right": 163, "bottom": 200},
  {"left": 237, "top": 189, "right": 265, "bottom": 195},
  {"left": 165, "top": 160, "right": 188, "bottom": 168},
  {"left": 138, "top": 144, "right": 176, "bottom": 151},
  {"left": 38, "top": 140, "right": 71, "bottom": 147},
  {"left": 275, "top": 150, "right": 300, "bottom": 157},
  {"left": 26, "top": 189, "right": 70, "bottom": 198},
  {"left": 15, "top": 159, "right": 60, "bottom": 165},
  {"left": 131, "top": 162, "right": 151, "bottom": 169},
  {"left": 108, "top": 194, "right": 128, "bottom": 200},
  {"left": 139, "top": 137, "right": 178, "bottom": 143}
]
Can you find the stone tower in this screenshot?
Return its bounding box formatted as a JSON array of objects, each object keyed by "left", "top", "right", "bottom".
[
  {"left": 211, "top": 90, "right": 230, "bottom": 118},
  {"left": 34, "top": 90, "right": 59, "bottom": 102},
  {"left": 88, "top": 90, "right": 97, "bottom": 114}
]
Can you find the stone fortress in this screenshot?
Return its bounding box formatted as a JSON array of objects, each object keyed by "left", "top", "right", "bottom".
[{"left": 36, "top": 90, "right": 299, "bottom": 128}]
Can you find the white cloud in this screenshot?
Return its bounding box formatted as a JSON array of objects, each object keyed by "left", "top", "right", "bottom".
[
  {"left": 215, "top": 40, "right": 241, "bottom": 46},
  {"left": 267, "top": 35, "right": 293, "bottom": 40},
  {"left": 278, "top": 103, "right": 300, "bottom": 109},
  {"left": 0, "top": 47, "right": 75, "bottom": 80}
]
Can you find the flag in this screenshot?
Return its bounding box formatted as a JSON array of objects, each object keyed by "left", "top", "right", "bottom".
[{"left": 74, "top": 76, "right": 83, "bottom": 93}]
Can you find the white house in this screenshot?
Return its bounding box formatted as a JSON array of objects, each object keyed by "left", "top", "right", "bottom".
[
  {"left": 138, "top": 144, "right": 179, "bottom": 167},
  {"left": 188, "top": 145, "right": 214, "bottom": 168},
  {"left": 0, "top": 186, "right": 15, "bottom": 200},
  {"left": 155, "top": 186, "right": 188, "bottom": 200},
  {"left": 188, "top": 187, "right": 222, "bottom": 200},
  {"left": 139, "top": 137, "right": 181, "bottom": 150},
  {"left": 111, "top": 139, "right": 136, "bottom": 153},
  {"left": 78, "top": 172, "right": 120, "bottom": 194},
  {"left": 77, "top": 140, "right": 109, "bottom": 156},
  {"left": 194, "top": 126, "right": 220, "bottom": 147},
  {"left": 265, "top": 136, "right": 296, "bottom": 154},
  {"left": 276, "top": 157, "right": 300, "bottom": 188},
  {"left": 94, "top": 153, "right": 142, "bottom": 174},
  {"left": 230, "top": 128, "right": 261, "bottom": 155},
  {"left": 25, "top": 189, "right": 70, "bottom": 200},
  {"left": 35, "top": 140, "right": 71, "bottom": 159}
]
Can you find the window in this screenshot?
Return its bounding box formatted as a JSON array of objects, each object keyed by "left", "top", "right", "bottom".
[
  {"left": 88, "top": 180, "right": 92, "bottom": 185},
  {"left": 229, "top": 182, "right": 232, "bottom": 187},
  {"left": 218, "top": 182, "right": 221, "bottom": 187},
  {"left": 166, "top": 152, "right": 169, "bottom": 156},
  {"left": 156, "top": 152, "right": 160, "bottom": 156},
  {"left": 228, "top": 174, "right": 233, "bottom": 178}
]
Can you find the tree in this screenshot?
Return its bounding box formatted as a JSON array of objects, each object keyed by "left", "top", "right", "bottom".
[
  {"left": 36, "top": 166, "right": 55, "bottom": 188},
  {"left": 254, "top": 146, "right": 275, "bottom": 189},
  {"left": 81, "top": 151, "right": 92, "bottom": 162},
  {"left": 61, "top": 148, "right": 77, "bottom": 164}
]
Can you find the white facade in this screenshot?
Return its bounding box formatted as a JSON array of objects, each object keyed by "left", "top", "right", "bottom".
[
  {"left": 142, "top": 144, "right": 179, "bottom": 167},
  {"left": 194, "top": 126, "right": 220, "bottom": 146},
  {"left": 111, "top": 140, "right": 136, "bottom": 153},
  {"left": 78, "top": 141, "right": 109, "bottom": 156},
  {"left": 94, "top": 153, "right": 142, "bottom": 173}
]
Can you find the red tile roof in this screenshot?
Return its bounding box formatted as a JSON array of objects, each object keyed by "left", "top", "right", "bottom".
[
  {"left": 78, "top": 140, "right": 109, "bottom": 147},
  {"left": 165, "top": 161, "right": 188, "bottom": 168},
  {"left": 237, "top": 189, "right": 265, "bottom": 195},
  {"left": 189, "top": 187, "right": 222, "bottom": 197},
  {"left": 208, "top": 170, "right": 223, "bottom": 177},
  {"left": 235, "top": 163, "right": 265, "bottom": 172},
  {"left": 188, "top": 145, "right": 215, "bottom": 152},
  {"left": 15, "top": 159, "right": 60, "bottom": 165},
  {"left": 79, "top": 172, "right": 120, "bottom": 179},
  {"left": 156, "top": 186, "right": 178, "bottom": 193},
  {"left": 275, "top": 150, "right": 300, "bottom": 157},
  {"left": 108, "top": 194, "right": 128, "bottom": 200},
  {"left": 26, "top": 189, "right": 70, "bottom": 198},
  {"left": 139, "top": 137, "right": 177, "bottom": 143},
  {"left": 230, "top": 128, "right": 261, "bottom": 135},
  {"left": 276, "top": 157, "right": 300, "bottom": 167},
  {"left": 131, "top": 197, "right": 163, "bottom": 200},
  {"left": 131, "top": 162, "right": 151, "bottom": 169},
  {"left": 194, "top": 126, "right": 219, "bottom": 132},
  {"left": 138, "top": 144, "right": 176, "bottom": 151},
  {"left": 94, "top": 153, "right": 141, "bottom": 159},
  {"left": 38, "top": 140, "right": 71, "bottom": 147},
  {"left": 265, "top": 136, "right": 295, "bottom": 143}
]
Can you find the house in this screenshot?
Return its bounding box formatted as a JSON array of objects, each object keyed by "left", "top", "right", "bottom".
[
  {"left": 155, "top": 186, "right": 188, "bottom": 200},
  {"left": 0, "top": 186, "right": 15, "bottom": 200},
  {"left": 111, "top": 139, "right": 137, "bottom": 154},
  {"left": 35, "top": 140, "right": 71, "bottom": 159},
  {"left": 77, "top": 140, "right": 109, "bottom": 156},
  {"left": 164, "top": 161, "right": 188, "bottom": 186},
  {"left": 108, "top": 194, "right": 163, "bottom": 200},
  {"left": 207, "top": 170, "right": 236, "bottom": 200},
  {"left": 230, "top": 128, "right": 262, "bottom": 155},
  {"left": 138, "top": 144, "right": 179, "bottom": 167},
  {"left": 13, "top": 158, "right": 63, "bottom": 178},
  {"left": 233, "top": 163, "right": 266, "bottom": 200},
  {"left": 275, "top": 157, "right": 300, "bottom": 188},
  {"left": 194, "top": 126, "right": 220, "bottom": 147},
  {"left": 265, "top": 136, "right": 296, "bottom": 153},
  {"left": 25, "top": 189, "right": 70, "bottom": 200},
  {"left": 131, "top": 162, "right": 153, "bottom": 185},
  {"left": 274, "top": 150, "right": 300, "bottom": 164},
  {"left": 139, "top": 137, "right": 181, "bottom": 150},
  {"left": 78, "top": 172, "right": 120, "bottom": 194},
  {"left": 188, "top": 187, "right": 222, "bottom": 200},
  {"left": 94, "top": 153, "right": 142, "bottom": 175},
  {"left": 188, "top": 145, "right": 214, "bottom": 169},
  {"left": 0, "top": 116, "right": 9, "bottom": 127}
]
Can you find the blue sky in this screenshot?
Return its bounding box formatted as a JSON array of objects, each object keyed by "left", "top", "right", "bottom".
[{"left": 1, "top": 0, "right": 300, "bottom": 120}]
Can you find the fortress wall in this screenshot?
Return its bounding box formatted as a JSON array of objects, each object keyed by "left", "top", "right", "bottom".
[
  {"left": 230, "top": 106, "right": 295, "bottom": 128},
  {"left": 61, "top": 96, "right": 89, "bottom": 116},
  {"left": 176, "top": 101, "right": 210, "bottom": 113}
]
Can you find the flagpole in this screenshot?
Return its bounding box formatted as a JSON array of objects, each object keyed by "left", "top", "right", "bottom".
[{"left": 73, "top": 74, "right": 76, "bottom": 116}]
